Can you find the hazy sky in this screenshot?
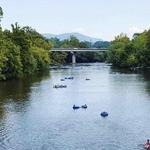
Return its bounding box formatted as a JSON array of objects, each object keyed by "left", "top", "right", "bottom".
[{"left": 1, "top": 0, "right": 150, "bottom": 40}]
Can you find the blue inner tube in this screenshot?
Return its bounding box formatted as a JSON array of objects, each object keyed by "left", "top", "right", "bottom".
[
  {"left": 68, "top": 77, "right": 74, "bottom": 80},
  {"left": 101, "top": 112, "right": 108, "bottom": 117},
  {"left": 65, "top": 77, "right": 74, "bottom": 80},
  {"left": 73, "top": 106, "right": 80, "bottom": 109},
  {"left": 81, "top": 105, "right": 87, "bottom": 109}
]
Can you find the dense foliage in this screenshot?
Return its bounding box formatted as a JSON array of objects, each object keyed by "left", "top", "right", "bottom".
[
  {"left": 0, "top": 6, "right": 3, "bottom": 27},
  {"left": 76, "top": 52, "right": 106, "bottom": 63},
  {"left": 0, "top": 23, "right": 51, "bottom": 80},
  {"left": 49, "top": 36, "right": 110, "bottom": 49},
  {"left": 107, "top": 30, "right": 150, "bottom": 69},
  {"left": 49, "top": 36, "right": 109, "bottom": 64},
  {"left": 0, "top": 7, "right": 3, "bottom": 18}
]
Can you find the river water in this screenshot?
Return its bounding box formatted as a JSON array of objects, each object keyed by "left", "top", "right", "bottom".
[{"left": 0, "top": 63, "right": 150, "bottom": 150}]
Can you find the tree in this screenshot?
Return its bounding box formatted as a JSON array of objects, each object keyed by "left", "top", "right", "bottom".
[
  {"left": 93, "top": 41, "right": 110, "bottom": 48},
  {"left": 50, "top": 52, "right": 67, "bottom": 64},
  {"left": 146, "top": 29, "right": 150, "bottom": 49},
  {"left": 107, "top": 33, "right": 137, "bottom": 67},
  {"left": 0, "top": 7, "right": 3, "bottom": 18},
  {"left": 132, "top": 31, "right": 147, "bottom": 67},
  {"left": 49, "top": 38, "right": 61, "bottom": 48},
  {"left": 0, "top": 23, "right": 52, "bottom": 80},
  {"left": 79, "top": 41, "right": 91, "bottom": 48},
  {"left": 107, "top": 29, "right": 150, "bottom": 69},
  {"left": 0, "top": 29, "right": 22, "bottom": 80},
  {"left": 10, "top": 23, "right": 51, "bottom": 74},
  {"left": 69, "top": 36, "right": 80, "bottom": 48},
  {"left": 0, "top": 7, "right": 3, "bottom": 27}
]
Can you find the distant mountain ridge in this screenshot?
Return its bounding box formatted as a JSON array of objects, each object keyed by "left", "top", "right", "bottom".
[{"left": 43, "top": 32, "right": 102, "bottom": 43}]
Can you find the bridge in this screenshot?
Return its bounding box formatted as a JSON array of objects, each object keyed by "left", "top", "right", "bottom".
[{"left": 50, "top": 48, "right": 108, "bottom": 63}]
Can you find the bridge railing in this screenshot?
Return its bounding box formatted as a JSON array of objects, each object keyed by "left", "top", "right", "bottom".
[{"left": 50, "top": 48, "right": 108, "bottom": 52}]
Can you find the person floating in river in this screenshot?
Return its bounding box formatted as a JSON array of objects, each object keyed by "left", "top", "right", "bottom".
[{"left": 144, "top": 139, "right": 150, "bottom": 150}]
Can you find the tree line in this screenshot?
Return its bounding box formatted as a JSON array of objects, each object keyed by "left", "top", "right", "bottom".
[
  {"left": 0, "top": 23, "right": 51, "bottom": 80},
  {"left": 0, "top": 17, "right": 108, "bottom": 80},
  {"left": 0, "top": 6, "right": 51, "bottom": 80},
  {"left": 107, "top": 31, "right": 150, "bottom": 69},
  {"left": 1, "top": 5, "right": 150, "bottom": 81},
  {"left": 0, "top": 6, "right": 109, "bottom": 81}
]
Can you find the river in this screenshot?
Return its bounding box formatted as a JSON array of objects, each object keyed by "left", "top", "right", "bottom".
[{"left": 0, "top": 63, "right": 150, "bottom": 150}]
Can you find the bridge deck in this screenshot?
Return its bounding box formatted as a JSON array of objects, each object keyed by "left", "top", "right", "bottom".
[{"left": 51, "top": 48, "right": 108, "bottom": 52}]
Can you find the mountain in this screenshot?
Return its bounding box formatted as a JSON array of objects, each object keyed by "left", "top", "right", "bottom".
[
  {"left": 43, "top": 33, "right": 56, "bottom": 39},
  {"left": 43, "top": 32, "right": 101, "bottom": 43}
]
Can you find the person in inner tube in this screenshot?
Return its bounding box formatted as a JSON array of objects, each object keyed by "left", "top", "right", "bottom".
[{"left": 145, "top": 139, "right": 150, "bottom": 149}]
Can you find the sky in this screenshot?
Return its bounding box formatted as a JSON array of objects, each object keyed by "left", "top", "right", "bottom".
[{"left": 0, "top": 0, "right": 150, "bottom": 40}]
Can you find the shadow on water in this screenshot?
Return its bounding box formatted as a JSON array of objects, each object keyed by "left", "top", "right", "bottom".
[
  {"left": 110, "top": 66, "right": 150, "bottom": 95},
  {"left": 0, "top": 71, "right": 51, "bottom": 150},
  {"left": 141, "top": 70, "right": 150, "bottom": 95},
  {"left": 110, "top": 66, "right": 139, "bottom": 74},
  {"left": 49, "top": 63, "right": 94, "bottom": 70},
  {"left": 0, "top": 72, "right": 50, "bottom": 119}
]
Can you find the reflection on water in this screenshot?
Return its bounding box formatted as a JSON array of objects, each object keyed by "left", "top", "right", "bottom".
[
  {"left": 0, "top": 72, "right": 50, "bottom": 118},
  {"left": 110, "top": 67, "right": 150, "bottom": 96},
  {"left": 0, "top": 63, "right": 150, "bottom": 150}
]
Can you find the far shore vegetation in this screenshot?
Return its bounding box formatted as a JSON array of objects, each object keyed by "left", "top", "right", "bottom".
[
  {"left": 0, "top": 6, "right": 150, "bottom": 81},
  {"left": 107, "top": 31, "right": 150, "bottom": 69}
]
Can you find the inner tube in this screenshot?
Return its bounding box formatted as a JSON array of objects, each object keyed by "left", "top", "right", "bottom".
[
  {"left": 53, "top": 85, "right": 67, "bottom": 88},
  {"left": 73, "top": 105, "right": 80, "bottom": 109},
  {"left": 68, "top": 77, "right": 74, "bottom": 80},
  {"left": 100, "top": 112, "right": 108, "bottom": 117},
  {"left": 81, "top": 105, "right": 87, "bottom": 109},
  {"left": 65, "top": 77, "right": 74, "bottom": 80}
]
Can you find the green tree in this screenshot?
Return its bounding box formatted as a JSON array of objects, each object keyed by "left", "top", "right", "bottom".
[
  {"left": 107, "top": 33, "right": 137, "bottom": 67},
  {"left": 69, "top": 36, "right": 80, "bottom": 48},
  {"left": 132, "top": 32, "right": 147, "bottom": 67},
  {"left": 93, "top": 41, "right": 110, "bottom": 48},
  {"left": 142, "top": 30, "right": 150, "bottom": 67},
  {"left": 79, "top": 41, "right": 91, "bottom": 48},
  {"left": 32, "top": 47, "right": 50, "bottom": 70},
  {"left": 11, "top": 23, "right": 36, "bottom": 74},
  {"left": 0, "top": 23, "right": 52, "bottom": 80},
  {"left": 49, "top": 38, "right": 61, "bottom": 48},
  {"left": 0, "top": 29, "right": 22, "bottom": 80},
  {"left": 0, "top": 6, "right": 3, "bottom": 27},
  {"left": 61, "top": 39, "right": 70, "bottom": 48},
  {"left": 11, "top": 23, "right": 51, "bottom": 74},
  {"left": 50, "top": 52, "right": 67, "bottom": 64}
]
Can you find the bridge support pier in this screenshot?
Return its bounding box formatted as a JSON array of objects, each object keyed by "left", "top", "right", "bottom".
[{"left": 71, "top": 52, "right": 76, "bottom": 64}]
